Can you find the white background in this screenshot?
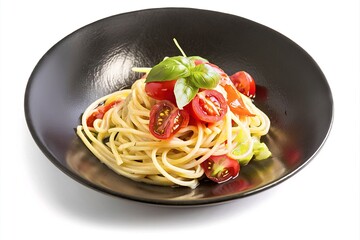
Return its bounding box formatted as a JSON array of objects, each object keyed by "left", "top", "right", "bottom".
[{"left": 1, "top": 0, "right": 359, "bottom": 239}]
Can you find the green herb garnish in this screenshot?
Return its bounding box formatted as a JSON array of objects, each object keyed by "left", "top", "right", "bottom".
[{"left": 145, "top": 39, "right": 221, "bottom": 109}]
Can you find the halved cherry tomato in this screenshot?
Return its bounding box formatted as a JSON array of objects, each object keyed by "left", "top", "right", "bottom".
[
  {"left": 86, "top": 100, "right": 122, "bottom": 127},
  {"left": 149, "top": 100, "right": 189, "bottom": 140},
  {"left": 230, "top": 71, "right": 256, "bottom": 98},
  {"left": 191, "top": 89, "right": 227, "bottom": 123},
  {"left": 145, "top": 80, "right": 176, "bottom": 103},
  {"left": 201, "top": 155, "right": 240, "bottom": 183},
  {"left": 223, "top": 84, "right": 254, "bottom": 116}
]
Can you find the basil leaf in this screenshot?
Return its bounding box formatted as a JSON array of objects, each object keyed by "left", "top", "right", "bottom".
[
  {"left": 174, "top": 78, "right": 199, "bottom": 109},
  {"left": 146, "top": 56, "right": 191, "bottom": 82},
  {"left": 189, "top": 63, "right": 221, "bottom": 89},
  {"left": 172, "top": 56, "right": 192, "bottom": 67}
]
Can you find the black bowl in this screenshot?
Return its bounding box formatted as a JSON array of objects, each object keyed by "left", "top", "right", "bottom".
[{"left": 24, "top": 8, "right": 333, "bottom": 206}]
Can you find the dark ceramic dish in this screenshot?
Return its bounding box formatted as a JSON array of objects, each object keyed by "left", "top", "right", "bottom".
[{"left": 24, "top": 8, "right": 333, "bottom": 206}]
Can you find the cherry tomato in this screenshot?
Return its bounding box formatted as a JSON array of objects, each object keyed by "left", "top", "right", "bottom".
[
  {"left": 201, "top": 155, "right": 240, "bottom": 183},
  {"left": 145, "top": 80, "right": 176, "bottom": 103},
  {"left": 183, "top": 104, "right": 200, "bottom": 126},
  {"left": 86, "top": 100, "right": 122, "bottom": 127},
  {"left": 191, "top": 89, "right": 228, "bottom": 123},
  {"left": 149, "top": 100, "right": 189, "bottom": 140},
  {"left": 230, "top": 71, "right": 256, "bottom": 98},
  {"left": 223, "top": 84, "right": 254, "bottom": 116}
]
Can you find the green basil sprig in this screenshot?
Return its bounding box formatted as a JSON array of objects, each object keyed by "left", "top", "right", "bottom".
[
  {"left": 145, "top": 56, "right": 221, "bottom": 109},
  {"left": 146, "top": 56, "right": 192, "bottom": 81}
]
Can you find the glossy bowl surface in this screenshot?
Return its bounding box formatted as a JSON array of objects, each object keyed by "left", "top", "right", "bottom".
[{"left": 25, "top": 8, "right": 333, "bottom": 206}]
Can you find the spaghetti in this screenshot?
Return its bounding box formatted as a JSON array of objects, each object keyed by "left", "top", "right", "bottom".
[{"left": 76, "top": 78, "right": 270, "bottom": 189}]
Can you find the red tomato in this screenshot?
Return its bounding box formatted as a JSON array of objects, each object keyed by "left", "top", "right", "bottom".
[
  {"left": 183, "top": 104, "right": 200, "bottom": 126},
  {"left": 145, "top": 80, "right": 176, "bottom": 103},
  {"left": 191, "top": 89, "right": 228, "bottom": 123},
  {"left": 201, "top": 155, "right": 240, "bottom": 183},
  {"left": 86, "top": 100, "right": 122, "bottom": 127},
  {"left": 223, "top": 84, "right": 254, "bottom": 116},
  {"left": 149, "top": 100, "right": 189, "bottom": 140},
  {"left": 230, "top": 71, "right": 256, "bottom": 98}
]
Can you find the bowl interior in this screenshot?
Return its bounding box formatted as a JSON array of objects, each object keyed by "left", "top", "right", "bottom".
[{"left": 25, "top": 8, "right": 333, "bottom": 205}]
